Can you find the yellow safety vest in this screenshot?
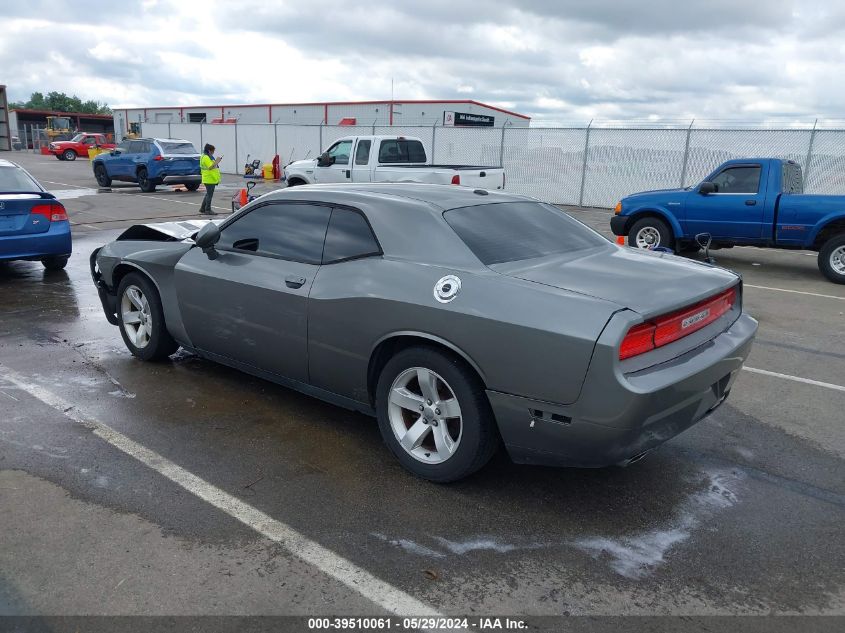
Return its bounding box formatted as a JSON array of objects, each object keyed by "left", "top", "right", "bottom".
[{"left": 200, "top": 154, "right": 221, "bottom": 185}]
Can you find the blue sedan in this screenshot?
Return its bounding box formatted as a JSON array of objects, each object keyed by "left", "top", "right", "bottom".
[{"left": 0, "top": 158, "right": 72, "bottom": 270}]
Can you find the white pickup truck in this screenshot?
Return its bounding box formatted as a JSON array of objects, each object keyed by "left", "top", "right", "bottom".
[{"left": 282, "top": 135, "right": 505, "bottom": 190}]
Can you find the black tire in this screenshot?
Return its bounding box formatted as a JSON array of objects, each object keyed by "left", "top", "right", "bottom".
[
  {"left": 116, "top": 272, "right": 179, "bottom": 361},
  {"left": 63, "top": 149, "right": 77, "bottom": 161},
  {"left": 818, "top": 234, "right": 845, "bottom": 284},
  {"left": 628, "top": 216, "right": 675, "bottom": 251},
  {"left": 55, "top": 154, "right": 65, "bottom": 161},
  {"left": 375, "top": 346, "right": 498, "bottom": 483},
  {"left": 94, "top": 164, "right": 112, "bottom": 187},
  {"left": 41, "top": 255, "right": 69, "bottom": 271},
  {"left": 137, "top": 168, "right": 156, "bottom": 193},
  {"left": 286, "top": 178, "right": 305, "bottom": 187},
  {"left": 185, "top": 182, "right": 201, "bottom": 191}
]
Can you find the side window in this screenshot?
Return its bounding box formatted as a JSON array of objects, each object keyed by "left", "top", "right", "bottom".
[
  {"left": 782, "top": 163, "right": 803, "bottom": 194},
  {"left": 128, "top": 141, "right": 145, "bottom": 153},
  {"left": 323, "top": 208, "right": 381, "bottom": 263},
  {"left": 327, "top": 140, "right": 353, "bottom": 165},
  {"left": 218, "top": 202, "right": 331, "bottom": 264},
  {"left": 378, "top": 140, "right": 427, "bottom": 163},
  {"left": 117, "top": 140, "right": 131, "bottom": 152},
  {"left": 711, "top": 166, "right": 761, "bottom": 194},
  {"left": 82, "top": 136, "right": 96, "bottom": 145},
  {"left": 355, "top": 140, "right": 371, "bottom": 166}
]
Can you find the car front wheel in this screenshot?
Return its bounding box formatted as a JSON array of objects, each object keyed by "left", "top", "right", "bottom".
[
  {"left": 819, "top": 234, "right": 845, "bottom": 284},
  {"left": 63, "top": 149, "right": 77, "bottom": 161},
  {"left": 116, "top": 272, "right": 179, "bottom": 361},
  {"left": 628, "top": 216, "right": 675, "bottom": 251},
  {"left": 376, "top": 346, "right": 498, "bottom": 483}
]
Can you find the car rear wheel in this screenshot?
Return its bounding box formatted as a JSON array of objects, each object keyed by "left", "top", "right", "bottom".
[
  {"left": 94, "top": 164, "right": 112, "bottom": 187},
  {"left": 137, "top": 168, "right": 156, "bottom": 193},
  {"left": 376, "top": 346, "right": 498, "bottom": 483},
  {"left": 818, "top": 234, "right": 845, "bottom": 284},
  {"left": 628, "top": 216, "right": 675, "bottom": 251},
  {"left": 41, "top": 256, "right": 69, "bottom": 271},
  {"left": 62, "top": 149, "right": 77, "bottom": 161},
  {"left": 185, "top": 182, "right": 201, "bottom": 191},
  {"left": 116, "top": 272, "right": 179, "bottom": 361}
]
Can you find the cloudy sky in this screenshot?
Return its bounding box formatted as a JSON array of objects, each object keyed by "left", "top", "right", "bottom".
[{"left": 1, "top": 0, "right": 842, "bottom": 123}]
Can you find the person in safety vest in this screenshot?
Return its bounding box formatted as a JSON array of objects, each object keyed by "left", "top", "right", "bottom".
[{"left": 199, "top": 143, "right": 223, "bottom": 215}]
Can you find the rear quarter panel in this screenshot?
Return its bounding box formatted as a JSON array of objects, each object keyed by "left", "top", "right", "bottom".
[
  {"left": 776, "top": 194, "right": 845, "bottom": 247},
  {"left": 307, "top": 258, "right": 620, "bottom": 406}
]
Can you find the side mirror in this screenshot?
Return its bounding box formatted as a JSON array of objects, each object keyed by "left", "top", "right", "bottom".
[
  {"left": 195, "top": 222, "right": 221, "bottom": 260},
  {"left": 317, "top": 152, "right": 334, "bottom": 167},
  {"left": 699, "top": 181, "right": 716, "bottom": 195}
]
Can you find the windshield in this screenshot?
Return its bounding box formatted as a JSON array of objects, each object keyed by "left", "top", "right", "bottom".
[
  {"left": 158, "top": 141, "right": 198, "bottom": 155},
  {"left": 444, "top": 201, "right": 607, "bottom": 265},
  {"left": 70, "top": 134, "right": 85, "bottom": 142},
  {"left": 0, "top": 166, "right": 41, "bottom": 192}
]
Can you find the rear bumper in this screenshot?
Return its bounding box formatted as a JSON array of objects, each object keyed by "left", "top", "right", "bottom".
[
  {"left": 0, "top": 222, "right": 72, "bottom": 261},
  {"left": 610, "top": 214, "right": 628, "bottom": 236},
  {"left": 489, "top": 311, "right": 758, "bottom": 468},
  {"left": 161, "top": 174, "right": 201, "bottom": 184}
]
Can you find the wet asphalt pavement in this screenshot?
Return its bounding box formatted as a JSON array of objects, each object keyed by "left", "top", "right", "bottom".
[{"left": 1, "top": 153, "right": 843, "bottom": 624}]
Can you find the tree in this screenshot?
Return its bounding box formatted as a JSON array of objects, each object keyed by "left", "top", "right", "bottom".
[{"left": 9, "top": 91, "right": 111, "bottom": 115}]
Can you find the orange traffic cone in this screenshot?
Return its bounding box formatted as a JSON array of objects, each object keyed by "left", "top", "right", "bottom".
[
  {"left": 616, "top": 236, "right": 626, "bottom": 246},
  {"left": 239, "top": 188, "right": 248, "bottom": 208}
]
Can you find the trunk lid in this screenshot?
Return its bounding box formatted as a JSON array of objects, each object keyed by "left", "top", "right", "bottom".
[
  {"left": 0, "top": 194, "right": 52, "bottom": 236},
  {"left": 490, "top": 245, "right": 739, "bottom": 317}
]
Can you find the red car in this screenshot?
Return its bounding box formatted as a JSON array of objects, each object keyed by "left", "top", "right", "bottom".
[{"left": 49, "top": 133, "right": 115, "bottom": 161}]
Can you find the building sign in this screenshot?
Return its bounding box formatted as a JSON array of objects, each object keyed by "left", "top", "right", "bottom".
[{"left": 443, "top": 111, "right": 495, "bottom": 127}]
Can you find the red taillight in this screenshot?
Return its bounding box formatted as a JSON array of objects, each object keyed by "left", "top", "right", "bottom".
[
  {"left": 619, "top": 287, "right": 738, "bottom": 360},
  {"left": 154, "top": 155, "right": 164, "bottom": 161},
  {"left": 619, "top": 322, "right": 657, "bottom": 360},
  {"left": 451, "top": 174, "right": 461, "bottom": 185},
  {"left": 31, "top": 202, "right": 68, "bottom": 222}
]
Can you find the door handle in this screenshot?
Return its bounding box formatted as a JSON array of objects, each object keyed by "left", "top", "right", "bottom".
[
  {"left": 285, "top": 275, "right": 306, "bottom": 289},
  {"left": 345, "top": 170, "right": 351, "bottom": 178},
  {"left": 745, "top": 199, "right": 756, "bottom": 206}
]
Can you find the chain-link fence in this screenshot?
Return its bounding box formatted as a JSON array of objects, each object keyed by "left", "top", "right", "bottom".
[{"left": 139, "top": 121, "right": 845, "bottom": 207}]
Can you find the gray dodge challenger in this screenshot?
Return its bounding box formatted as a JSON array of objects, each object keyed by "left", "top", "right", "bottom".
[{"left": 90, "top": 183, "right": 757, "bottom": 482}]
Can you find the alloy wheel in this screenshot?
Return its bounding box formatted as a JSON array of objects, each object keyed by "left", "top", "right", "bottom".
[
  {"left": 387, "top": 367, "right": 463, "bottom": 464},
  {"left": 121, "top": 284, "right": 152, "bottom": 349},
  {"left": 635, "top": 226, "right": 661, "bottom": 249}
]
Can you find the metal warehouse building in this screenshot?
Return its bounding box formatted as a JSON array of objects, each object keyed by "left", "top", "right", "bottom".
[{"left": 116, "top": 99, "right": 530, "bottom": 137}]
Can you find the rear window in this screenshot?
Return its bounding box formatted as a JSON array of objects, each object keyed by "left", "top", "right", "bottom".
[
  {"left": 158, "top": 142, "right": 198, "bottom": 155},
  {"left": 444, "top": 202, "right": 606, "bottom": 265},
  {"left": 378, "top": 139, "right": 426, "bottom": 163},
  {"left": 0, "top": 166, "right": 40, "bottom": 192}
]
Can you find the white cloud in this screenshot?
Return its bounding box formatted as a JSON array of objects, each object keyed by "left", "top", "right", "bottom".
[{"left": 0, "top": 0, "right": 843, "bottom": 124}]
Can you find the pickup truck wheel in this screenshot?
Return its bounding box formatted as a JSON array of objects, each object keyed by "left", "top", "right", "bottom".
[
  {"left": 376, "top": 346, "right": 498, "bottom": 483},
  {"left": 818, "top": 235, "right": 845, "bottom": 284},
  {"left": 117, "top": 273, "right": 179, "bottom": 361},
  {"left": 94, "top": 164, "right": 112, "bottom": 187},
  {"left": 62, "top": 149, "right": 77, "bottom": 161},
  {"left": 55, "top": 154, "right": 65, "bottom": 161},
  {"left": 137, "top": 168, "right": 156, "bottom": 193},
  {"left": 286, "top": 178, "right": 305, "bottom": 187},
  {"left": 629, "top": 217, "right": 675, "bottom": 251}
]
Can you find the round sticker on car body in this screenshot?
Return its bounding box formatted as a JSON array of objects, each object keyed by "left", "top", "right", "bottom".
[{"left": 434, "top": 275, "right": 461, "bottom": 303}]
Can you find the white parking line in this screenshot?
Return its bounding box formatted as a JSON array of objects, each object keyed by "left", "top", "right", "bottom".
[
  {"left": 0, "top": 366, "right": 441, "bottom": 618},
  {"left": 744, "top": 284, "right": 845, "bottom": 301},
  {"left": 743, "top": 366, "right": 845, "bottom": 393},
  {"left": 41, "top": 180, "right": 89, "bottom": 189}
]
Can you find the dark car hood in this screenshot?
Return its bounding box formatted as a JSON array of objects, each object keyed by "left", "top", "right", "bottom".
[{"left": 490, "top": 245, "right": 739, "bottom": 317}]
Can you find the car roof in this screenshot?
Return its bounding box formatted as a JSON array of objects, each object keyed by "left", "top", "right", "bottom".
[
  {"left": 0, "top": 159, "right": 19, "bottom": 169},
  {"left": 255, "top": 183, "right": 537, "bottom": 270},
  {"left": 264, "top": 182, "right": 530, "bottom": 212}
]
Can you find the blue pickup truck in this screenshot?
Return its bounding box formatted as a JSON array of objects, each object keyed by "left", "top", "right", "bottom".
[{"left": 610, "top": 158, "right": 845, "bottom": 284}]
